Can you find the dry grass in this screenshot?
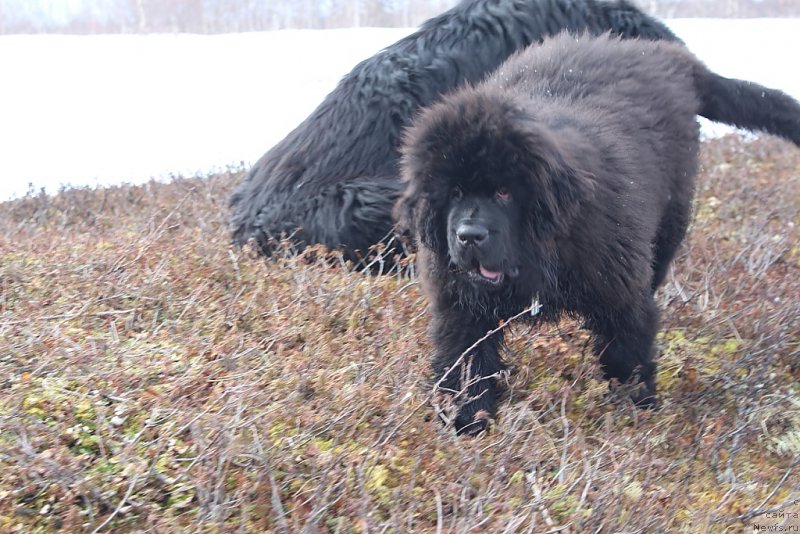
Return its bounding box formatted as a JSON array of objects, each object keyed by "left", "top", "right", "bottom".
[{"left": 1, "top": 136, "right": 798, "bottom": 533}]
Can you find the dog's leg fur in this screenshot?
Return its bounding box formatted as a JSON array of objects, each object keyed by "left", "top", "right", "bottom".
[
  {"left": 430, "top": 309, "right": 506, "bottom": 435},
  {"left": 588, "top": 297, "right": 660, "bottom": 407},
  {"left": 651, "top": 199, "right": 693, "bottom": 291}
]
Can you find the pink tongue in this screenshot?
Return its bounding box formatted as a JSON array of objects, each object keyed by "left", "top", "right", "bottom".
[{"left": 479, "top": 265, "right": 502, "bottom": 281}]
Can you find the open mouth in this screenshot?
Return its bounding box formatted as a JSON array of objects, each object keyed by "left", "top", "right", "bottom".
[{"left": 465, "top": 263, "right": 505, "bottom": 286}]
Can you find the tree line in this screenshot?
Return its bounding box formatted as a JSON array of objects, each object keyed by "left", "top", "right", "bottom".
[{"left": 0, "top": 0, "right": 797, "bottom": 34}]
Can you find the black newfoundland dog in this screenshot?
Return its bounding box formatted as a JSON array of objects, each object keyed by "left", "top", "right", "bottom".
[
  {"left": 229, "top": 0, "right": 679, "bottom": 264},
  {"left": 396, "top": 33, "right": 800, "bottom": 435}
]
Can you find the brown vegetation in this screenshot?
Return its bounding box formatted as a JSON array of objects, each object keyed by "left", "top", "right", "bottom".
[{"left": 0, "top": 135, "right": 798, "bottom": 532}]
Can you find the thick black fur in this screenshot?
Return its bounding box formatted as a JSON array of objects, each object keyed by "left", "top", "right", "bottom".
[
  {"left": 229, "top": 0, "right": 679, "bottom": 264},
  {"left": 396, "top": 33, "right": 800, "bottom": 435}
]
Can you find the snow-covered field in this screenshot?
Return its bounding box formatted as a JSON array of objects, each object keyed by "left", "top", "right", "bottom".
[{"left": 1, "top": 19, "right": 798, "bottom": 201}]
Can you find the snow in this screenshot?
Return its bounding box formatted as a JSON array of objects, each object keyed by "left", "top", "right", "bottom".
[{"left": 1, "top": 19, "right": 798, "bottom": 201}]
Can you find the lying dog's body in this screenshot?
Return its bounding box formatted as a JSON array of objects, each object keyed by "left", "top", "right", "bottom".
[
  {"left": 396, "top": 33, "right": 800, "bottom": 435},
  {"left": 229, "top": 0, "right": 679, "bottom": 264}
]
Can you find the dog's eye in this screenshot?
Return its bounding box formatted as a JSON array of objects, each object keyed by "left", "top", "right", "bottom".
[
  {"left": 451, "top": 187, "right": 463, "bottom": 199},
  {"left": 495, "top": 188, "right": 511, "bottom": 202}
]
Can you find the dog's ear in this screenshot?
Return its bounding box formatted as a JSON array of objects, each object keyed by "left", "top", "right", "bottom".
[
  {"left": 392, "top": 184, "right": 418, "bottom": 252},
  {"left": 417, "top": 200, "right": 446, "bottom": 253},
  {"left": 395, "top": 131, "right": 450, "bottom": 253},
  {"left": 393, "top": 184, "right": 446, "bottom": 253},
  {"left": 518, "top": 123, "right": 595, "bottom": 239}
]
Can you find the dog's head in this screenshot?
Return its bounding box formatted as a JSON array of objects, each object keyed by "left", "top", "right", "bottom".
[
  {"left": 395, "top": 88, "right": 593, "bottom": 290},
  {"left": 444, "top": 181, "right": 522, "bottom": 288}
]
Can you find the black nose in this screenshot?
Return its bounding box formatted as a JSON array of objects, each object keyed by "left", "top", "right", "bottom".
[{"left": 456, "top": 224, "right": 488, "bottom": 245}]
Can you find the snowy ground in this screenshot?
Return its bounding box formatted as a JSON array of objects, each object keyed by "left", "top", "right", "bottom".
[{"left": 1, "top": 19, "right": 798, "bottom": 201}]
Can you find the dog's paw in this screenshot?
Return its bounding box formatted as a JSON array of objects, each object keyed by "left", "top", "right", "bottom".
[
  {"left": 607, "top": 379, "right": 658, "bottom": 409},
  {"left": 630, "top": 386, "right": 658, "bottom": 409},
  {"left": 454, "top": 409, "right": 492, "bottom": 436},
  {"left": 432, "top": 385, "right": 499, "bottom": 436}
]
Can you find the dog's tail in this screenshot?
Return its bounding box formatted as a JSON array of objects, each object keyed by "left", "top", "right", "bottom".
[{"left": 695, "top": 67, "right": 800, "bottom": 147}]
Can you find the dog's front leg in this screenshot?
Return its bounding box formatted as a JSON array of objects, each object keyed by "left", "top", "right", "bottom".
[{"left": 429, "top": 309, "right": 505, "bottom": 435}]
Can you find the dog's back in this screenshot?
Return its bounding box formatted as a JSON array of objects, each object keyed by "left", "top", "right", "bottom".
[
  {"left": 489, "top": 34, "right": 701, "bottom": 130},
  {"left": 491, "top": 33, "right": 800, "bottom": 148}
]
